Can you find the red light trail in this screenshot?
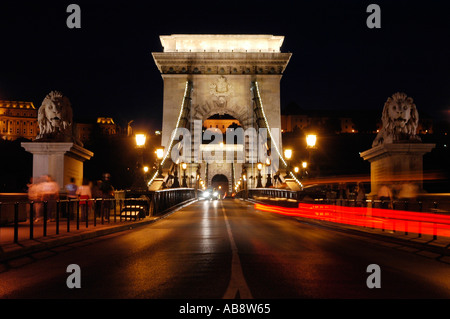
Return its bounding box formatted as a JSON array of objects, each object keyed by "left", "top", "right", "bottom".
[{"left": 254, "top": 202, "right": 450, "bottom": 238}]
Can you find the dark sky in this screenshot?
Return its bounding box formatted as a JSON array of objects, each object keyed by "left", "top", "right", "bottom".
[{"left": 1, "top": 0, "right": 450, "bottom": 131}]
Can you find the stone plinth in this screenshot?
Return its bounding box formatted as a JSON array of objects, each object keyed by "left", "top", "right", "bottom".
[
  {"left": 360, "top": 143, "right": 435, "bottom": 196},
  {"left": 21, "top": 142, "right": 93, "bottom": 189}
]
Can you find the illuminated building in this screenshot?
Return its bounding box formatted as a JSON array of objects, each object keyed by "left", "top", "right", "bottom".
[
  {"left": 0, "top": 100, "right": 38, "bottom": 141},
  {"left": 76, "top": 117, "right": 119, "bottom": 143}
]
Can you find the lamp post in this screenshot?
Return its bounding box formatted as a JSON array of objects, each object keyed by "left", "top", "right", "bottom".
[
  {"left": 301, "top": 161, "right": 308, "bottom": 179},
  {"left": 133, "top": 133, "right": 147, "bottom": 190},
  {"left": 306, "top": 134, "right": 316, "bottom": 177},
  {"left": 155, "top": 147, "right": 164, "bottom": 178},
  {"left": 143, "top": 165, "right": 149, "bottom": 178},
  {"left": 181, "top": 162, "right": 188, "bottom": 187},
  {"left": 256, "top": 162, "right": 263, "bottom": 188},
  {"left": 284, "top": 148, "right": 292, "bottom": 178},
  {"left": 265, "top": 157, "right": 272, "bottom": 188}
]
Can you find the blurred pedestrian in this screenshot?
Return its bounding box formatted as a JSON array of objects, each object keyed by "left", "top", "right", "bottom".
[
  {"left": 100, "top": 173, "right": 114, "bottom": 221},
  {"left": 27, "top": 177, "right": 43, "bottom": 221},
  {"left": 377, "top": 184, "right": 393, "bottom": 209},
  {"left": 76, "top": 178, "right": 92, "bottom": 221},
  {"left": 92, "top": 180, "right": 103, "bottom": 218},
  {"left": 41, "top": 175, "right": 60, "bottom": 221},
  {"left": 65, "top": 178, "right": 78, "bottom": 199},
  {"left": 356, "top": 182, "right": 366, "bottom": 207},
  {"left": 65, "top": 177, "right": 78, "bottom": 220}
]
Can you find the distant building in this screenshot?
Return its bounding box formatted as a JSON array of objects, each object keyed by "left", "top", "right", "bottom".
[
  {"left": 203, "top": 114, "right": 241, "bottom": 134},
  {"left": 76, "top": 117, "right": 120, "bottom": 143},
  {"left": 0, "top": 100, "right": 38, "bottom": 141},
  {"left": 340, "top": 117, "right": 357, "bottom": 133}
]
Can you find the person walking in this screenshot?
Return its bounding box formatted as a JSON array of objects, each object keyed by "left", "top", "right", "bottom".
[
  {"left": 356, "top": 182, "right": 366, "bottom": 207},
  {"left": 76, "top": 178, "right": 92, "bottom": 221},
  {"left": 100, "top": 173, "right": 114, "bottom": 222},
  {"left": 92, "top": 180, "right": 103, "bottom": 219},
  {"left": 27, "top": 177, "right": 43, "bottom": 222},
  {"left": 65, "top": 177, "right": 78, "bottom": 220},
  {"left": 41, "top": 175, "right": 60, "bottom": 221}
]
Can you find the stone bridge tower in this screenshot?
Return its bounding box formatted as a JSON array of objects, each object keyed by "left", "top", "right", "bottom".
[{"left": 152, "top": 34, "right": 294, "bottom": 192}]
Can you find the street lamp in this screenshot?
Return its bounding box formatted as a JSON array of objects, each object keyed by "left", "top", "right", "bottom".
[
  {"left": 135, "top": 134, "right": 146, "bottom": 147},
  {"left": 284, "top": 148, "right": 292, "bottom": 178},
  {"left": 265, "top": 158, "right": 272, "bottom": 188},
  {"left": 133, "top": 133, "right": 147, "bottom": 190},
  {"left": 302, "top": 161, "right": 308, "bottom": 169},
  {"left": 306, "top": 134, "right": 317, "bottom": 148},
  {"left": 306, "top": 135, "right": 316, "bottom": 178},
  {"left": 155, "top": 147, "right": 164, "bottom": 178},
  {"left": 181, "top": 162, "right": 188, "bottom": 187},
  {"left": 284, "top": 149, "right": 292, "bottom": 160},
  {"left": 256, "top": 162, "right": 263, "bottom": 188}
]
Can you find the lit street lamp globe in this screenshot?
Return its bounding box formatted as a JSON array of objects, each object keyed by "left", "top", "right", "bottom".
[{"left": 306, "top": 134, "right": 317, "bottom": 148}]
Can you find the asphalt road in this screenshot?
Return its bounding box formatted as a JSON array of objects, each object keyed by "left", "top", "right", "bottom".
[{"left": 1, "top": 198, "right": 450, "bottom": 299}]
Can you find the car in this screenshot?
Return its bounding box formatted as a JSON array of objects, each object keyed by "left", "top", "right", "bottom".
[{"left": 201, "top": 188, "right": 219, "bottom": 200}]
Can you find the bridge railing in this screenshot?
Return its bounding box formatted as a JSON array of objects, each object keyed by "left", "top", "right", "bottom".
[
  {"left": 151, "top": 187, "right": 197, "bottom": 215},
  {"left": 238, "top": 187, "right": 450, "bottom": 239},
  {"left": 236, "top": 188, "right": 300, "bottom": 205}
]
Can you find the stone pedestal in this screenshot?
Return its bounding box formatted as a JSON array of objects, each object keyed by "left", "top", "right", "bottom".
[
  {"left": 360, "top": 143, "right": 435, "bottom": 196},
  {"left": 21, "top": 142, "right": 94, "bottom": 189}
]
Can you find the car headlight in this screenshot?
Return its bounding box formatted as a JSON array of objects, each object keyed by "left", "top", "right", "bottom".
[
  {"left": 213, "top": 192, "right": 218, "bottom": 197},
  {"left": 202, "top": 191, "right": 210, "bottom": 198}
]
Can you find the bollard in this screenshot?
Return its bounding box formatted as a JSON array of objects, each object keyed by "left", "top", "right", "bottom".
[
  {"left": 114, "top": 199, "right": 117, "bottom": 223},
  {"left": 14, "top": 202, "right": 19, "bottom": 243},
  {"left": 100, "top": 199, "right": 104, "bottom": 225},
  {"left": 405, "top": 220, "right": 408, "bottom": 236},
  {"left": 119, "top": 199, "right": 123, "bottom": 222},
  {"left": 94, "top": 199, "right": 97, "bottom": 227},
  {"left": 43, "top": 201, "right": 48, "bottom": 236},
  {"left": 30, "top": 201, "right": 34, "bottom": 240},
  {"left": 433, "top": 201, "right": 438, "bottom": 240},
  {"left": 76, "top": 200, "right": 80, "bottom": 230},
  {"left": 56, "top": 200, "right": 60, "bottom": 235},
  {"left": 67, "top": 200, "right": 70, "bottom": 233},
  {"left": 85, "top": 200, "right": 89, "bottom": 228}
]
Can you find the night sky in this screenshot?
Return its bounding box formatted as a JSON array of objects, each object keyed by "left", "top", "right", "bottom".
[{"left": 1, "top": 0, "right": 450, "bottom": 132}]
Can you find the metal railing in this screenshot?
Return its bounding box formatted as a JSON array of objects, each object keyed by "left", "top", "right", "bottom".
[
  {"left": 236, "top": 188, "right": 300, "bottom": 205},
  {"left": 0, "top": 197, "right": 148, "bottom": 245},
  {"left": 0, "top": 187, "right": 197, "bottom": 245},
  {"left": 239, "top": 187, "right": 450, "bottom": 240},
  {"left": 151, "top": 188, "right": 197, "bottom": 215}
]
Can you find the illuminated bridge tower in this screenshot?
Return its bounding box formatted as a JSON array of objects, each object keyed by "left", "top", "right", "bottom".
[{"left": 151, "top": 34, "right": 300, "bottom": 192}]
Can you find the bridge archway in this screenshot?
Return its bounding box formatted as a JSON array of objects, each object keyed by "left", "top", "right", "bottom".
[{"left": 211, "top": 174, "right": 229, "bottom": 197}]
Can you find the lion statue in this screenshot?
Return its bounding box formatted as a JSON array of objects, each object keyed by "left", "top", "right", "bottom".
[
  {"left": 372, "top": 92, "right": 421, "bottom": 147},
  {"left": 36, "top": 91, "right": 74, "bottom": 141}
]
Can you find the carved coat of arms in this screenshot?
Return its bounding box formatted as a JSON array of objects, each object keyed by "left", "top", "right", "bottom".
[{"left": 210, "top": 76, "right": 232, "bottom": 97}]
